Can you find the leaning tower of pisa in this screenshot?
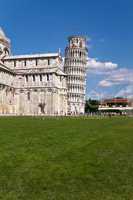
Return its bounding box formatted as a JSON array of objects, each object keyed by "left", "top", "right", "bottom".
[{"left": 64, "top": 36, "right": 88, "bottom": 115}]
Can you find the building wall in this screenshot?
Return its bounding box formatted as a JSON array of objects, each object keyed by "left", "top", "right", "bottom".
[
  {"left": 0, "top": 54, "right": 68, "bottom": 116},
  {"left": 3, "top": 55, "right": 61, "bottom": 69}
]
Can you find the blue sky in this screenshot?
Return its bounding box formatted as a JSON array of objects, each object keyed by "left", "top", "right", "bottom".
[{"left": 0, "top": 0, "right": 133, "bottom": 99}]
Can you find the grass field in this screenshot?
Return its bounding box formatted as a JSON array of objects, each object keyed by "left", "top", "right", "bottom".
[{"left": 0, "top": 117, "right": 132, "bottom": 200}]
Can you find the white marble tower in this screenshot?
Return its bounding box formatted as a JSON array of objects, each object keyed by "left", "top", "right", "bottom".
[{"left": 64, "top": 36, "right": 88, "bottom": 115}]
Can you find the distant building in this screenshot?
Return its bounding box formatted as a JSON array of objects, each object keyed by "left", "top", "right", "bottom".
[
  {"left": 99, "top": 98, "right": 133, "bottom": 114},
  {"left": 0, "top": 28, "right": 88, "bottom": 115},
  {"left": 101, "top": 98, "right": 130, "bottom": 107}
]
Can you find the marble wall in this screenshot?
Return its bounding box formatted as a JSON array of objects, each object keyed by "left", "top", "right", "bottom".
[{"left": 0, "top": 54, "right": 68, "bottom": 115}]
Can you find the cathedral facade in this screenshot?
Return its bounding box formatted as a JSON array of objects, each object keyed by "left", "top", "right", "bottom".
[{"left": 0, "top": 28, "right": 88, "bottom": 115}]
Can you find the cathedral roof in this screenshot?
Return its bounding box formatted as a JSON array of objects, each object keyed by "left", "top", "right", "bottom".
[{"left": 5, "top": 53, "right": 60, "bottom": 60}]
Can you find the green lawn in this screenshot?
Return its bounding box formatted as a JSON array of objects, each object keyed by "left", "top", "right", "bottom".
[{"left": 0, "top": 117, "right": 132, "bottom": 200}]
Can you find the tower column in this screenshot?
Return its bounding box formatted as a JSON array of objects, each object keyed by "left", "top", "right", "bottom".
[{"left": 64, "top": 36, "right": 88, "bottom": 115}]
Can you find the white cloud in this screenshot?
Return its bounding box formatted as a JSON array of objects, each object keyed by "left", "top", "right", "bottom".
[
  {"left": 86, "top": 57, "right": 133, "bottom": 99},
  {"left": 87, "top": 90, "right": 101, "bottom": 99},
  {"left": 98, "top": 80, "right": 113, "bottom": 87},
  {"left": 87, "top": 58, "right": 118, "bottom": 74},
  {"left": 116, "top": 85, "right": 133, "bottom": 98},
  {"left": 98, "top": 68, "right": 133, "bottom": 87},
  {"left": 87, "top": 89, "right": 114, "bottom": 100}
]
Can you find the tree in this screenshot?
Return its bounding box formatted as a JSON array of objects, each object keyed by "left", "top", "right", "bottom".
[{"left": 85, "top": 99, "right": 99, "bottom": 113}]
